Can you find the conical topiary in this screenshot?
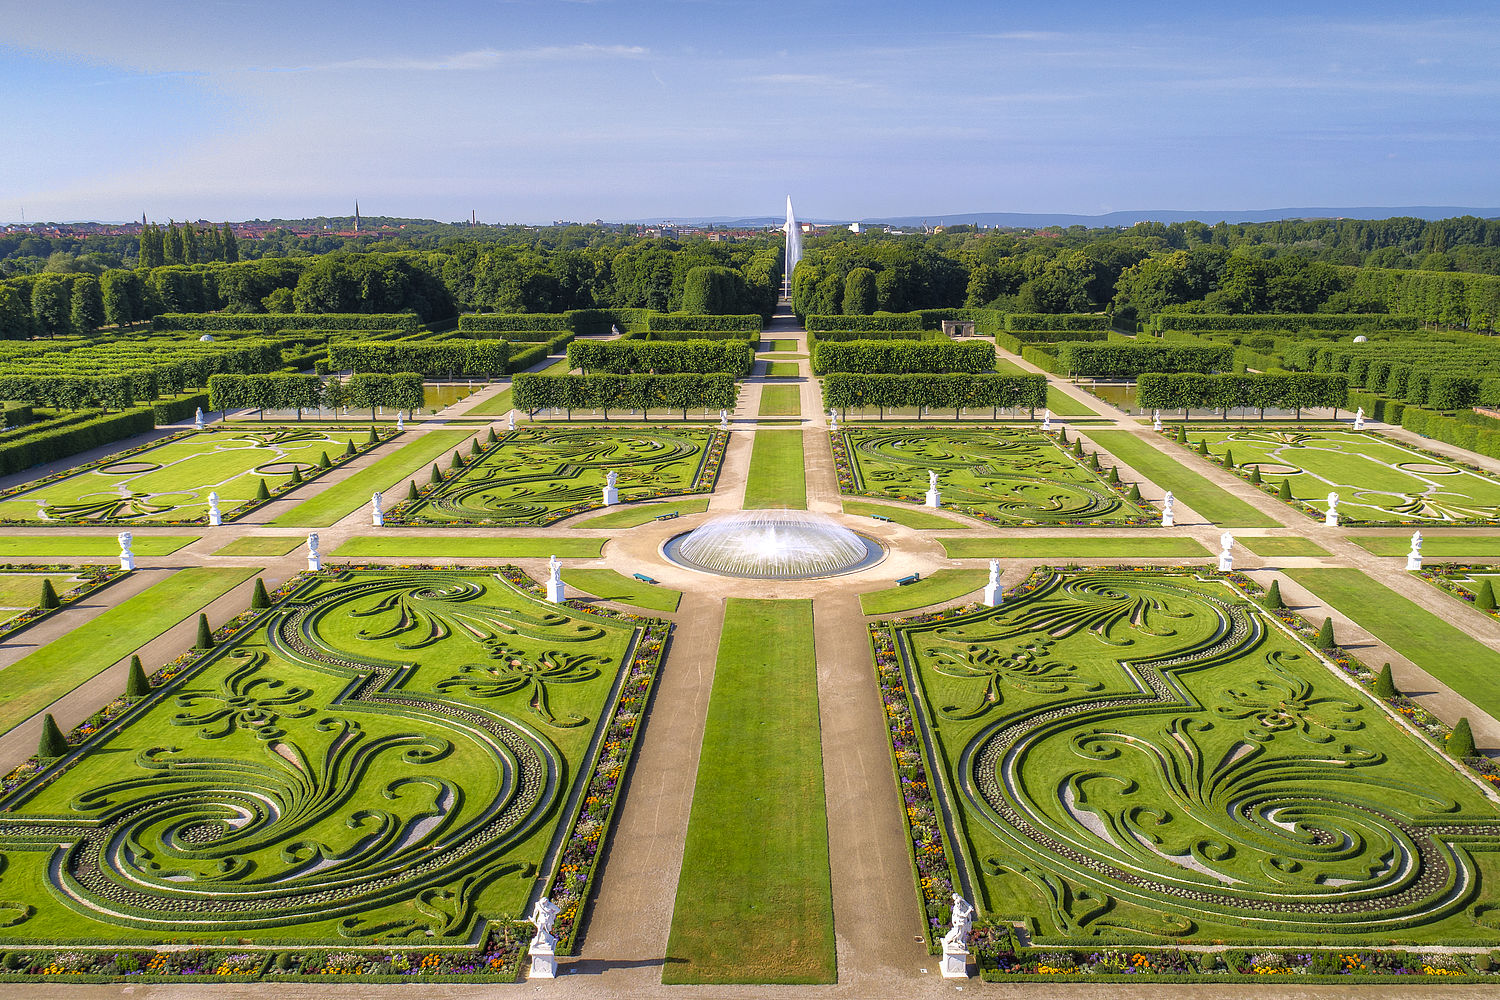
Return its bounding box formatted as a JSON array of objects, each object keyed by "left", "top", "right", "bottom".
[
  {"left": 1127, "top": 483, "right": 1141, "bottom": 503},
  {"left": 367, "top": 427, "right": 379, "bottom": 444},
  {"left": 1265, "top": 579, "right": 1285, "bottom": 610},
  {"left": 317, "top": 450, "right": 332, "bottom": 469},
  {"left": 1107, "top": 466, "right": 1120, "bottom": 484},
  {"left": 290, "top": 465, "right": 303, "bottom": 485},
  {"left": 1315, "top": 616, "right": 1335, "bottom": 649},
  {"left": 1088, "top": 453, "right": 1101, "bottom": 472},
  {"left": 1278, "top": 479, "right": 1293, "bottom": 501},
  {"left": 430, "top": 464, "right": 443, "bottom": 485},
  {"left": 37, "top": 714, "right": 68, "bottom": 759},
  {"left": 1374, "top": 662, "right": 1398, "bottom": 699},
  {"left": 1477, "top": 579, "right": 1496, "bottom": 612},
  {"left": 450, "top": 452, "right": 464, "bottom": 471},
  {"left": 1249, "top": 466, "right": 1262, "bottom": 485},
  {"left": 1072, "top": 439, "right": 1084, "bottom": 458},
  {"left": 1195, "top": 439, "right": 1209, "bottom": 455},
  {"left": 406, "top": 480, "right": 418, "bottom": 502},
  {"left": 1449, "top": 717, "right": 1477, "bottom": 758},
  {"left": 1057, "top": 428, "right": 1068, "bottom": 445},
  {"left": 195, "top": 613, "right": 214, "bottom": 650},
  {"left": 125, "top": 655, "right": 150, "bottom": 699},
  {"left": 1176, "top": 425, "right": 1188, "bottom": 443},
  {"left": 344, "top": 440, "right": 357, "bottom": 458},
  {"left": 250, "top": 578, "right": 271, "bottom": 610},
  {"left": 255, "top": 478, "right": 271, "bottom": 501},
  {"left": 470, "top": 440, "right": 481, "bottom": 457},
  {"left": 1223, "top": 448, "right": 1235, "bottom": 468},
  {"left": 38, "top": 578, "right": 60, "bottom": 611}
]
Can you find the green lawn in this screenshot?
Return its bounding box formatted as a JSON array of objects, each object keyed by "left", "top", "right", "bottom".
[
  {"left": 939, "top": 536, "right": 1209, "bottom": 559},
  {"left": 0, "top": 567, "right": 259, "bottom": 737},
  {"left": 758, "top": 385, "right": 802, "bottom": 417},
  {"left": 1237, "top": 536, "right": 1330, "bottom": 557},
  {"left": 561, "top": 568, "right": 682, "bottom": 612},
  {"left": 463, "top": 386, "right": 512, "bottom": 416},
  {"left": 0, "top": 535, "right": 197, "bottom": 558},
  {"left": 1046, "top": 386, "right": 1099, "bottom": 416},
  {"left": 841, "top": 500, "right": 971, "bottom": 529},
  {"left": 1286, "top": 567, "right": 1500, "bottom": 723},
  {"left": 859, "top": 568, "right": 988, "bottom": 615},
  {"left": 213, "top": 536, "right": 304, "bottom": 557},
  {"left": 569, "top": 496, "right": 712, "bottom": 528},
  {"left": 329, "top": 536, "right": 604, "bottom": 559},
  {"left": 664, "top": 599, "right": 834, "bottom": 984},
  {"left": 764, "top": 362, "right": 800, "bottom": 377},
  {"left": 1088, "top": 430, "right": 1278, "bottom": 526},
  {"left": 759, "top": 338, "right": 798, "bottom": 352},
  {"left": 1351, "top": 535, "right": 1500, "bottom": 558},
  {"left": 743, "top": 430, "right": 806, "bottom": 509},
  {"left": 271, "top": 430, "right": 475, "bottom": 526},
  {"left": 0, "top": 572, "right": 87, "bottom": 612}
]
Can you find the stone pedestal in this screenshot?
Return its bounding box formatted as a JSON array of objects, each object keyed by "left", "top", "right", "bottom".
[
  {"left": 119, "top": 551, "right": 135, "bottom": 572},
  {"left": 1406, "top": 552, "right": 1422, "bottom": 572},
  {"left": 982, "top": 582, "right": 1002, "bottom": 607},
  {"left": 602, "top": 485, "right": 619, "bottom": 507},
  {"left": 1325, "top": 510, "right": 1339, "bottom": 527},
  {"left": 1218, "top": 552, "right": 1233, "bottom": 572},
  {"left": 940, "top": 945, "right": 970, "bottom": 979},
  {"left": 528, "top": 942, "right": 558, "bottom": 979},
  {"left": 1161, "top": 511, "right": 1174, "bottom": 527},
  {"left": 546, "top": 578, "right": 566, "bottom": 604},
  {"left": 925, "top": 488, "right": 941, "bottom": 509}
]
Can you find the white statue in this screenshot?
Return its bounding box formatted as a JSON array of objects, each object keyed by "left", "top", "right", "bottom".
[
  {"left": 1041, "top": 409, "right": 1052, "bottom": 432},
  {"left": 546, "top": 554, "right": 565, "bottom": 603},
  {"left": 1325, "top": 492, "right": 1340, "bottom": 527},
  {"left": 1218, "top": 531, "right": 1234, "bottom": 572},
  {"left": 508, "top": 411, "right": 516, "bottom": 431},
  {"left": 371, "top": 491, "right": 384, "bottom": 527},
  {"left": 193, "top": 407, "right": 205, "bottom": 430},
  {"left": 610, "top": 323, "right": 621, "bottom": 337},
  {"left": 1152, "top": 409, "right": 1162, "bottom": 432},
  {"left": 306, "top": 532, "right": 321, "bottom": 572},
  {"left": 1406, "top": 530, "right": 1423, "bottom": 572},
  {"left": 117, "top": 531, "right": 135, "bottom": 572},
  {"left": 719, "top": 408, "right": 730, "bottom": 430},
  {"left": 606, "top": 470, "right": 617, "bottom": 489},
  {"left": 940, "top": 894, "right": 977, "bottom": 979},
  {"left": 983, "top": 558, "right": 1002, "bottom": 607},
  {"left": 1161, "top": 490, "right": 1175, "bottom": 527},
  {"left": 602, "top": 470, "right": 619, "bottom": 507},
  {"left": 528, "top": 896, "right": 561, "bottom": 978},
  {"left": 396, "top": 412, "right": 405, "bottom": 432},
  {"left": 1353, "top": 406, "right": 1366, "bottom": 431},
  {"left": 925, "top": 469, "right": 941, "bottom": 508},
  {"left": 828, "top": 407, "right": 839, "bottom": 431},
  {"left": 207, "top": 491, "right": 222, "bottom": 526}
]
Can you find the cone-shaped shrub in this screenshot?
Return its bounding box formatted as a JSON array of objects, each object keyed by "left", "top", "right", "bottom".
[
  {"left": 1223, "top": 448, "right": 1235, "bottom": 468},
  {"left": 487, "top": 427, "right": 498, "bottom": 443},
  {"left": 290, "top": 466, "right": 303, "bottom": 484},
  {"left": 1057, "top": 428, "right": 1068, "bottom": 445},
  {"left": 1195, "top": 439, "right": 1209, "bottom": 455},
  {"left": 37, "top": 714, "right": 67, "bottom": 759},
  {"left": 1477, "top": 579, "right": 1496, "bottom": 611},
  {"left": 1265, "top": 579, "right": 1284, "bottom": 610},
  {"left": 125, "top": 655, "right": 150, "bottom": 699},
  {"left": 470, "top": 440, "right": 481, "bottom": 457},
  {"left": 1249, "top": 466, "right": 1262, "bottom": 485},
  {"left": 1278, "top": 479, "right": 1293, "bottom": 501},
  {"left": 195, "top": 613, "right": 214, "bottom": 650},
  {"left": 1087, "top": 453, "right": 1101, "bottom": 471},
  {"left": 1107, "top": 466, "right": 1119, "bottom": 484},
  {"left": 318, "top": 451, "right": 332, "bottom": 469},
  {"left": 367, "top": 427, "right": 379, "bottom": 444},
  {"left": 38, "top": 578, "right": 60, "bottom": 611},
  {"left": 255, "top": 478, "right": 270, "bottom": 501},
  {"left": 1449, "top": 717, "right": 1477, "bottom": 758},
  {"left": 1315, "top": 616, "right": 1335, "bottom": 649},
  {"left": 344, "top": 440, "right": 357, "bottom": 458},
  {"left": 1176, "top": 425, "right": 1187, "bottom": 443},
  {"left": 1374, "top": 662, "right": 1398, "bottom": 699},
  {"left": 406, "top": 480, "right": 418, "bottom": 501},
  {"left": 430, "top": 464, "right": 443, "bottom": 485},
  {"left": 250, "top": 578, "right": 271, "bottom": 610},
  {"left": 450, "top": 452, "right": 464, "bottom": 471},
  {"left": 1127, "top": 483, "right": 1141, "bottom": 503},
  {"left": 1072, "top": 439, "right": 1084, "bottom": 457}
]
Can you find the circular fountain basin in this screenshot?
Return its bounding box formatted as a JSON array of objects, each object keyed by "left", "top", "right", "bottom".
[{"left": 662, "top": 509, "right": 885, "bottom": 580}]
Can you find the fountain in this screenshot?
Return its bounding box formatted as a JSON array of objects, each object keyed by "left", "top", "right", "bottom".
[{"left": 664, "top": 509, "right": 884, "bottom": 580}]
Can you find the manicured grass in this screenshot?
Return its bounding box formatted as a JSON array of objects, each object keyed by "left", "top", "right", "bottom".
[
  {"left": 329, "top": 536, "right": 604, "bottom": 559},
  {"left": 271, "top": 429, "right": 474, "bottom": 526},
  {"left": 1045, "top": 386, "right": 1099, "bottom": 416},
  {"left": 212, "top": 536, "right": 304, "bottom": 557},
  {"left": 664, "top": 599, "right": 833, "bottom": 984},
  {"left": 463, "top": 386, "right": 513, "bottom": 416},
  {"left": 561, "top": 568, "right": 682, "bottom": 612},
  {"left": 0, "top": 535, "right": 196, "bottom": 558},
  {"left": 1237, "top": 536, "right": 1330, "bottom": 557},
  {"left": 0, "top": 567, "right": 259, "bottom": 737},
  {"left": 0, "top": 573, "right": 84, "bottom": 611},
  {"left": 759, "top": 338, "right": 798, "bottom": 352},
  {"left": 743, "top": 430, "right": 806, "bottom": 509},
  {"left": 758, "top": 385, "right": 802, "bottom": 417},
  {"left": 939, "top": 536, "right": 1209, "bottom": 559},
  {"left": 1286, "top": 567, "right": 1500, "bottom": 723},
  {"left": 841, "top": 500, "right": 972, "bottom": 529},
  {"left": 762, "top": 353, "right": 808, "bottom": 360},
  {"left": 569, "top": 496, "right": 712, "bottom": 528},
  {"left": 764, "top": 362, "right": 800, "bottom": 377},
  {"left": 1351, "top": 535, "right": 1500, "bottom": 558},
  {"left": 859, "top": 568, "right": 988, "bottom": 615},
  {"left": 1088, "top": 430, "right": 1278, "bottom": 527}
]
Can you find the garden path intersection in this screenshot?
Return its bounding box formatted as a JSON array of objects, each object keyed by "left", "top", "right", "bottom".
[{"left": 4, "top": 305, "right": 1500, "bottom": 997}]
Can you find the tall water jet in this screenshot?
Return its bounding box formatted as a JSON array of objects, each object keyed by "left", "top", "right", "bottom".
[
  {"left": 784, "top": 196, "right": 802, "bottom": 299},
  {"left": 664, "top": 509, "right": 883, "bottom": 580}
]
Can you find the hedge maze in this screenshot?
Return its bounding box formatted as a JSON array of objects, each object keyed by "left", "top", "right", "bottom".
[
  {"left": 877, "top": 569, "right": 1500, "bottom": 946},
  {"left": 390, "top": 426, "right": 727, "bottom": 527},
  {"left": 833, "top": 427, "right": 1156, "bottom": 526},
  {"left": 1187, "top": 428, "right": 1500, "bottom": 525},
  {"left": 0, "top": 426, "right": 389, "bottom": 525},
  {"left": 0, "top": 567, "right": 665, "bottom": 951}
]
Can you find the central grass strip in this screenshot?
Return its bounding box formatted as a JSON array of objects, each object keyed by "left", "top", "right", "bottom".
[
  {"left": 212, "top": 536, "right": 304, "bottom": 557},
  {"left": 939, "top": 536, "right": 1209, "bottom": 559},
  {"left": 329, "top": 536, "right": 603, "bottom": 559},
  {"left": 758, "top": 384, "right": 801, "bottom": 417},
  {"left": 760, "top": 338, "right": 798, "bottom": 352},
  {"left": 0, "top": 535, "right": 196, "bottom": 558},
  {"left": 764, "top": 362, "right": 800, "bottom": 378},
  {"left": 561, "top": 568, "right": 681, "bottom": 612},
  {"left": 743, "top": 430, "right": 806, "bottom": 509},
  {"left": 0, "top": 567, "right": 259, "bottom": 736},
  {"left": 272, "top": 430, "right": 474, "bottom": 527},
  {"left": 859, "top": 568, "right": 988, "bottom": 615},
  {"left": 842, "top": 500, "right": 971, "bottom": 529},
  {"left": 1088, "top": 430, "right": 1278, "bottom": 527},
  {"left": 570, "top": 497, "right": 711, "bottom": 528},
  {"left": 664, "top": 599, "right": 833, "bottom": 984},
  {"left": 464, "top": 386, "right": 513, "bottom": 416},
  {"left": 1285, "top": 567, "right": 1500, "bottom": 723},
  {"left": 1350, "top": 535, "right": 1500, "bottom": 558},
  {"left": 1237, "top": 536, "right": 1329, "bottom": 557}
]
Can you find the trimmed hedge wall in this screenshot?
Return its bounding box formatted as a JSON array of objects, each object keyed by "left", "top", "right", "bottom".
[
  {"left": 623, "top": 329, "right": 756, "bottom": 342},
  {"left": 152, "top": 313, "right": 422, "bottom": 333},
  {"left": 1401, "top": 406, "right": 1500, "bottom": 459},
  {"left": 810, "top": 340, "right": 996, "bottom": 375},
  {"left": 821, "top": 373, "right": 1048, "bottom": 416},
  {"left": 644, "top": 313, "right": 761, "bottom": 332},
  {"left": 1005, "top": 313, "right": 1112, "bottom": 331},
  {"left": 0, "top": 407, "right": 155, "bottom": 476},
  {"left": 1149, "top": 313, "right": 1420, "bottom": 333},
  {"left": 804, "top": 313, "right": 925, "bottom": 333},
  {"left": 328, "top": 340, "right": 510, "bottom": 378},
  {"left": 152, "top": 392, "right": 211, "bottom": 424},
  {"left": 566, "top": 340, "right": 752, "bottom": 375},
  {"left": 1058, "top": 342, "right": 1234, "bottom": 377},
  {"left": 1136, "top": 373, "right": 1349, "bottom": 415},
  {"left": 0, "top": 374, "right": 136, "bottom": 411},
  {"left": 506, "top": 332, "right": 576, "bottom": 373},
  {"left": 805, "top": 329, "right": 927, "bottom": 343},
  {"left": 512, "top": 373, "right": 739, "bottom": 417},
  {"left": 1020, "top": 345, "right": 1061, "bottom": 374}
]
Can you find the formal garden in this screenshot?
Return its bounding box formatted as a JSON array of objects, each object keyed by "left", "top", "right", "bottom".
[
  {"left": 833, "top": 427, "right": 1157, "bottom": 526},
  {"left": 389, "top": 426, "right": 727, "bottom": 527}
]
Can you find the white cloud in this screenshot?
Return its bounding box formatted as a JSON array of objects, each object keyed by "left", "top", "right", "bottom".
[{"left": 275, "top": 43, "right": 648, "bottom": 73}]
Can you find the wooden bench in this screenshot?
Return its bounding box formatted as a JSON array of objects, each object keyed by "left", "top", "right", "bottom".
[
  {"left": 654, "top": 511, "right": 680, "bottom": 521},
  {"left": 632, "top": 573, "right": 658, "bottom": 585},
  {"left": 870, "top": 514, "right": 893, "bottom": 523},
  {"left": 896, "top": 573, "right": 921, "bottom": 586}
]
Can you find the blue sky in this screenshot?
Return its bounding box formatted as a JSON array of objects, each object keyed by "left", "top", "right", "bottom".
[{"left": 2, "top": 0, "right": 1497, "bottom": 223}]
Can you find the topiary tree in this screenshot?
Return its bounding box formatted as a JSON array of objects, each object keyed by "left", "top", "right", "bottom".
[
  {"left": 1057, "top": 428, "right": 1068, "bottom": 445},
  {"left": 1278, "top": 479, "right": 1293, "bottom": 501},
  {"left": 250, "top": 578, "right": 271, "bottom": 610},
  {"left": 1374, "top": 662, "right": 1398, "bottom": 699},
  {"left": 406, "top": 480, "right": 418, "bottom": 501},
  {"left": 1265, "top": 579, "right": 1284, "bottom": 610},
  {"left": 1449, "top": 716, "right": 1477, "bottom": 758},
  {"left": 1478, "top": 579, "right": 1496, "bottom": 612},
  {"left": 1107, "top": 466, "right": 1120, "bottom": 484},
  {"left": 255, "top": 478, "right": 270, "bottom": 501},
  {"left": 1072, "top": 439, "right": 1084, "bottom": 458},
  {"left": 1087, "top": 453, "right": 1101, "bottom": 472},
  {"left": 1127, "top": 483, "right": 1141, "bottom": 502},
  {"left": 1223, "top": 448, "right": 1235, "bottom": 468},
  {"left": 430, "top": 464, "right": 443, "bottom": 485},
  {"left": 487, "top": 427, "right": 499, "bottom": 443},
  {"left": 290, "top": 466, "right": 303, "bottom": 485},
  {"left": 37, "top": 713, "right": 68, "bottom": 759},
  {"left": 38, "top": 578, "right": 60, "bottom": 611},
  {"left": 317, "top": 451, "right": 332, "bottom": 469},
  {"left": 344, "top": 440, "right": 357, "bottom": 458},
  {"left": 1176, "top": 425, "right": 1187, "bottom": 443},
  {"left": 469, "top": 439, "right": 481, "bottom": 457},
  {"left": 450, "top": 452, "right": 464, "bottom": 471},
  {"left": 195, "top": 613, "right": 214, "bottom": 650},
  {"left": 1195, "top": 439, "right": 1209, "bottom": 455},
  {"left": 1249, "top": 466, "right": 1262, "bottom": 485},
  {"left": 367, "top": 427, "right": 379, "bottom": 444},
  {"left": 125, "top": 655, "right": 150, "bottom": 699},
  {"left": 1315, "top": 616, "right": 1335, "bottom": 649}
]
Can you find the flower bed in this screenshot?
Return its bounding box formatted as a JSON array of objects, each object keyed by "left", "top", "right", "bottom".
[{"left": 0, "top": 564, "right": 127, "bottom": 643}]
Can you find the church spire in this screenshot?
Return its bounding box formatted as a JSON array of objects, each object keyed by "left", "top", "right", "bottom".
[{"left": 354, "top": 200, "right": 360, "bottom": 232}]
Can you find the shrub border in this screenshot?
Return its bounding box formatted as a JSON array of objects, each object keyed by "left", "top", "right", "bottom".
[{"left": 0, "top": 564, "right": 128, "bottom": 643}]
